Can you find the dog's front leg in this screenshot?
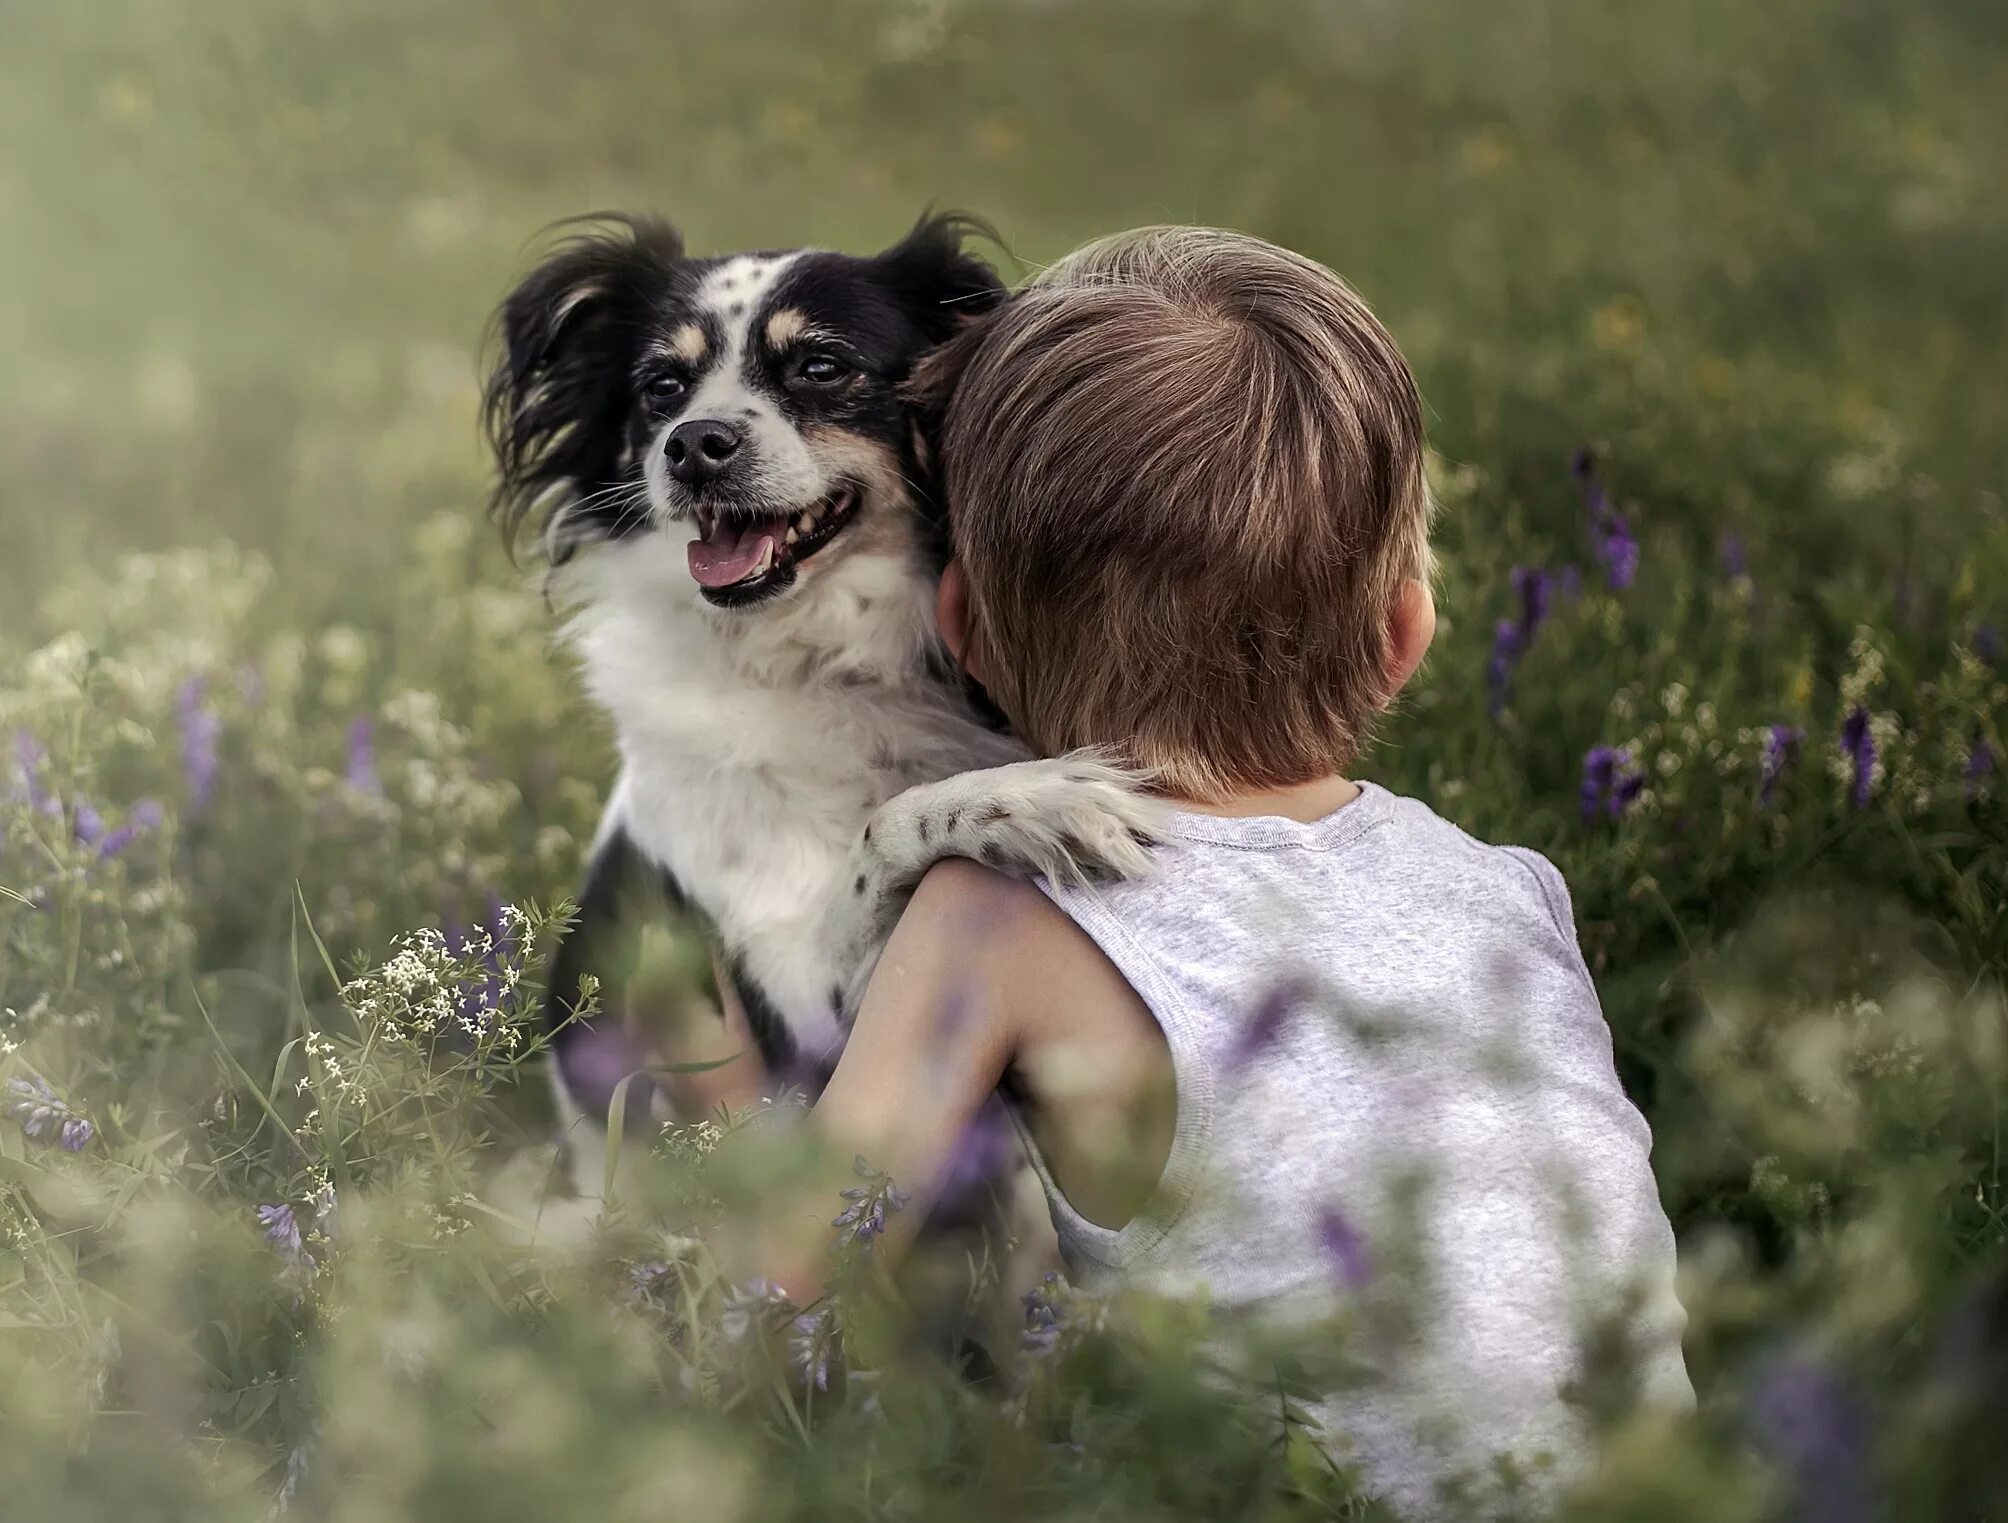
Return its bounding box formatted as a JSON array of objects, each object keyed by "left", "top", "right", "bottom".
[{"left": 821, "top": 750, "right": 1167, "bottom": 1014}]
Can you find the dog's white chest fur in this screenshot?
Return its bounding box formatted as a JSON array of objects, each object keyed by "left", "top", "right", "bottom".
[{"left": 562, "top": 536, "right": 1023, "bottom": 1059}]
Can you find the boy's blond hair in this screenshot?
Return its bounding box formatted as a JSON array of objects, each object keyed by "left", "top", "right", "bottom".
[{"left": 914, "top": 225, "right": 1431, "bottom": 801}]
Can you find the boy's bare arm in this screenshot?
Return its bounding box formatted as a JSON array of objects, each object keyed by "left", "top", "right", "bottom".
[{"left": 763, "top": 858, "right": 1043, "bottom": 1299}]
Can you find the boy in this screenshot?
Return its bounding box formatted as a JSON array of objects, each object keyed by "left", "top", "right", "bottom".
[{"left": 777, "top": 227, "right": 1691, "bottom": 1511}]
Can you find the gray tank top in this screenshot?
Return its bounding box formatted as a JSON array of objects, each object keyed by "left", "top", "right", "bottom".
[{"left": 1017, "top": 782, "right": 1691, "bottom": 1514}]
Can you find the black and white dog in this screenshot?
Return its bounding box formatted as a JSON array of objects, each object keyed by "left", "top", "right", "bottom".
[{"left": 483, "top": 213, "right": 1160, "bottom": 1195}]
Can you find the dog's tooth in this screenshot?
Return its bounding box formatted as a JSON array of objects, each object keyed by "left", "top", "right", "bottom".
[
  {"left": 785, "top": 527, "right": 800, "bottom": 545},
  {"left": 796, "top": 511, "right": 817, "bottom": 533},
  {"left": 754, "top": 538, "right": 776, "bottom": 574}
]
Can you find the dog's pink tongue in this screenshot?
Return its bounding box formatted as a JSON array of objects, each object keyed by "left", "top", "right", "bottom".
[{"left": 687, "top": 520, "right": 776, "bottom": 588}]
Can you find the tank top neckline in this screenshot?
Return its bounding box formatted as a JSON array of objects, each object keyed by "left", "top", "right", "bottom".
[{"left": 1160, "top": 779, "right": 1395, "bottom": 851}]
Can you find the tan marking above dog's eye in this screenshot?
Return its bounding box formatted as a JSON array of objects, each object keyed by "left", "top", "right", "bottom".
[
  {"left": 764, "top": 308, "right": 810, "bottom": 349},
  {"left": 669, "top": 323, "right": 708, "bottom": 363}
]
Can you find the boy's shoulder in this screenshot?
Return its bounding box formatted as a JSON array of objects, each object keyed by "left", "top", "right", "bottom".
[{"left": 1367, "top": 785, "right": 1579, "bottom": 945}]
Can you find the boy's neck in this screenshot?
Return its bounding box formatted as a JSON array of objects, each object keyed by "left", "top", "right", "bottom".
[{"left": 1172, "top": 773, "right": 1360, "bottom": 824}]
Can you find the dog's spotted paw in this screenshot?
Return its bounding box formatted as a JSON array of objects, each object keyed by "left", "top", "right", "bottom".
[
  {"left": 819, "top": 752, "right": 1166, "bottom": 1010},
  {"left": 862, "top": 750, "right": 1166, "bottom": 894}
]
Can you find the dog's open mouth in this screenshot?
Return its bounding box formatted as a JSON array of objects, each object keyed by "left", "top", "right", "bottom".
[{"left": 685, "top": 485, "right": 860, "bottom": 605}]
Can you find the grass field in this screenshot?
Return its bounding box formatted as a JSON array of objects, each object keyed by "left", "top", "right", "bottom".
[{"left": 3, "top": 1, "right": 2007, "bottom": 1516}]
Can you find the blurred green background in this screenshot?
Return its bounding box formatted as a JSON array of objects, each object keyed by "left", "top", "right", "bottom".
[{"left": 6, "top": 0, "right": 2004, "bottom": 621}]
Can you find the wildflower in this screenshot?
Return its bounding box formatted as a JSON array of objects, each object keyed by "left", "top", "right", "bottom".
[
  {"left": 935, "top": 1100, "right": 1016, "bottom": 1197},
  {"left": 257, "top": 1203, "right": 306, "bottom": 1264},
  {"left": 88, "top": 799, "right": 166, "bottom": 860},
  {"left": 1747, "top": 1354, "right": 1871, "bottom": 1523},
  {"left": 1838, "top": 707, "right": 1876, "bottom": 810},
  {"left": 1967, "top": 737, "right": 1995, "bottom": 798},
  {"left": 1580, "top": 745, "right": 1642, "bottom": 822},
  {"left": 1486, "top": 566, "right": 1553, "bottom": 716},
  {"left": 1487, "top": 619, "right": 1523, "bottom": 717},
  {"left": 344, "top": 715, "right": 381, "bottom": 795},
  {"left": 73, "top": 802, "right": 106, "bottom": 848},
  {"left": 719, "top": 1279, "right": 791, "bottom": 1341},
  {"left": 10, "top": 731, "right": 61, "bottom": 818},
  {"left": 1512, "top": 563, "right": 1550, "bottom": 635},
  {"left": 625, "top": 1259, "right": 673, "bottom": 1309},
  {"left": 312, "top": 1179, "right": 339, "bottom": 1240},
  {"left": 1974, "top": 624, "right": 2001, "bottom": 668},
  {"left": 833, "top": 1158, "right": 909, "bottom": 1251},
  {"left": 1759, "top": 725, "right": 1803, "bottom": 808},
  {"left": 1598, "top": 517, "right": 1639, "bottom": 589},
  {"left": 1573, "top": 450, "right": 1638, "bottom": 590},
  {"left": 6, "top": 1074, "right": 93, "bottom": 1149},
  {"left": 176, "top": 676, "right": 221, "bottom": 811},
  {"left": 789, "top": 1307, "right": 836, "bottom": 1391},
  {"left": 1228, "top": 977, "right": 1308, "bottom": 1072},
  {"left": 1314, "top": 1204, "right": 1372, "bottom": 1288},
  {"left": 1720, "top": 531, "right": 1749, "bottom": 581}
]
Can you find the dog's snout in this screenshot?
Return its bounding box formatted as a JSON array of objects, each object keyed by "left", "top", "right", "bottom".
[{"left": 665, "top": 419, "right": 743, "bottom": 485}]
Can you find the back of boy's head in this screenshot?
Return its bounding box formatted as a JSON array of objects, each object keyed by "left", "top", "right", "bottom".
[{"left": 915, "top": 225, "right": 1431, "bottom": 802}]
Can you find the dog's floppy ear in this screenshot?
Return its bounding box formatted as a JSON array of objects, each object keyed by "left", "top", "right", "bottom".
[
  {"left": 482, "top": 215, "right": 683, "bottom": 560},
  {"left": 874, "top": 210, "right": 1009, "bottom": 348}
]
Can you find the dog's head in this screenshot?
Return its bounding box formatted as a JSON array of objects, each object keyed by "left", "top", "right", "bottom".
[{"left": 484, "top": 213, "right": 1006, "bottom": 611}]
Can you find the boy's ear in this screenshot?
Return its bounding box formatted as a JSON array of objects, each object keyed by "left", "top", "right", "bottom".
[
  {"left": 482, "top": 215, "right": 684, "bottom": 561},
  {"left": 935, "top": 559, "right": 985, "bottom": 684},
  {"left": 1384, "top": 578, "right": 1437, "bottom": 696}
]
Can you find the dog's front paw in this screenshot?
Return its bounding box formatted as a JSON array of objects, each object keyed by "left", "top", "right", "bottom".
[{"left": 869, "top": 749, "right": 1167, "bottom": 891}]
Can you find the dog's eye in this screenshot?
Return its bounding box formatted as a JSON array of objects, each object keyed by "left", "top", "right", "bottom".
[
  {"left": 799, "top": 354, "right": 850, "bottom": 385},
  {"left": 644, "top": 374, "right": 688, "bottom": 404}
]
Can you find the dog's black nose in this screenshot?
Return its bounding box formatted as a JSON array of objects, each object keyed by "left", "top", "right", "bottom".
[{"left": 665, "top": 419, "right": 742, "bottom": 485}]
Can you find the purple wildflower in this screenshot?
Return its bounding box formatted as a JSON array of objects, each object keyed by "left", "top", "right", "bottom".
[
  {"left": 935, "top": 1099, "right": 1017, "bottom": 1198},
  {"left": 1487, "top": 619, "right": 1523, "bottom": 717},
  {"left": 1967, "top": 737, "right": 1995, "bottom": 798},
  {"left": 1721, "top": 531, "right": 1749, "bottom": 581},
  {"left": 1599, "top": 518, "right": 1639, "bottom": 589},
  {"left": 1839, "top": 707, "right": 1876, "bottom": 810},
  {"left": 176, "top": 677, "right": 221, "bottom": 812},
  {"left": 1747, "top": 1354, "right": 1871, "bottom": 1523},
  {"left": 257, "top": 1203, "right": 305, "bottom": 1263},
  {"left": 1580, "top": 745, "right": 1642, "bottom": 823},
  {"left": 344, "top": 715, "right": 381, "bottom": 796},
  {"left": 625, "top": 1259, "right": 673, "bottom": 1309},
  {"left": 1487, "top": 567, "right": 1554, "bottom": 716},
  {"left": 832, "top": 1156, "right": 909, "bottom": 1251},
  {"left": 10, "top": 731, "right": 61, "bottom": 818},
  {"left": 1314, "top": 1204, "right": 1373, "bottom": 1288},
  {"left": 6, "top": 1074, "right": 91, "bottom": 1149},
  {"left": 1512, "top": 564, "right": 1550, "bottom": 636},
  {"left": 789, "top": 1308, "right": 835, "bottom": 1391},
  {"left": 95, "top": 799, "right": 165, "bottom": 860},
  {"left": 1573, "top": 450, "right": 1639, "bottom": 590},
  {"left": 1760, "top": 725, "right": 1804, "bottom": 809},
  {"left": 73, "top": 802, "right": 106, "bottom": 847},
  {"left": 1974, "top": 624, "right": 2001, "bottom": 668},
  {"left": 6, "top": 1076, "right": 61, "bottom": 1140},
  {"left": 1229, "top": 977, "right": 1309, "bottom": 1072}
]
